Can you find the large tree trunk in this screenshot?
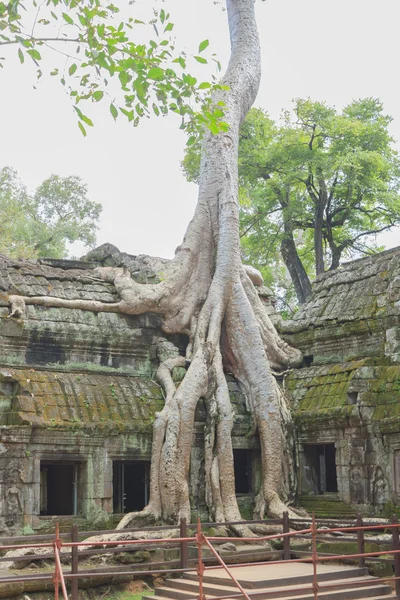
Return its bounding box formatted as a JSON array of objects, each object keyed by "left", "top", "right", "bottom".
[
  {"left": 280, "top": 225, "right": 312, "bottom": 305},
  {"left": 314, "top": 200, "right": 325, "bottom": 276},
  {"left": 7, "top": 0, "right": 302, "bottom": 526}
]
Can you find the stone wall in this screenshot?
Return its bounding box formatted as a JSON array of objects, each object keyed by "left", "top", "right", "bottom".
[
  {"left": 282, "top": 246, "right": 400, "bottom": 516},
  {"left": 1, "top": 242, "right": 400, "bottom": 528},
  {"left": 0, "top": 250, "right": 260, "bottom": 532}
]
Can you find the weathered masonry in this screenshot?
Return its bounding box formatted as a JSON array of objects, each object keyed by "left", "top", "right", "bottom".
[
  {"left": 0, "top": 247, "right": 262, "bottom": 532},
  {"left": 0, "top": 243, "right": 400, "bottom": 532},
  {"left": 281, "top": 246, "right": 400, "bottom": 517}
]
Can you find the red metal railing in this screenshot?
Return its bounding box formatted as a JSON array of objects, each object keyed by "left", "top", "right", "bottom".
[
  {"left": 196, "top": 513, "right": 400, "bottom": 600},
  {"left": 1, "top": 514, "right": 400, "bottom": 599},
  {"left": 53, "top": 523, "right": 68, "bottom": 600}
]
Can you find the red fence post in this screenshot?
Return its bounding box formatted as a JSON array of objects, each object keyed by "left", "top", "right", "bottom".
[
  {"left": 283, "top": 511, "right": 290, "bottom": 560},
  {"left": 71, "top": 524, "right": 79, "bottom": 600},
  {"left": 196, "top": 518, "right": 204, "bottom": 600},
  {"left": 391, "top": 514, "right": 400, "bottom": 599},
  {"left": 311, "top": 512, "right": 318, "bottom": 600},
  {"left": 53, "top": 522, "right": 60, "bottom": 600},
  {"left": 180, "top": 517, "right": 189, "bottom": 570},
  {"left": 356, "top": 514, "right": 365, "bottom": 569}
]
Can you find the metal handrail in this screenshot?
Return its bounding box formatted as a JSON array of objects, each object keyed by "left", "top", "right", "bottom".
[
  {"left": 53, "top": 523, "right": 68, "bottom": 600},
  {"left": 0, "top": 514, "right": 400, "bottom": 599}
]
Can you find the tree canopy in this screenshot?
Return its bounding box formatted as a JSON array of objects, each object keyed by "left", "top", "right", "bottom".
[
  {"left": 0, "top": 167, "right": 101, "bottom": 259},
  {"left": 0, "top": 0, "right": 227, "bottom": 138},
  {"left": 183, "top": 97, "right": 400, "bottom": 307}
]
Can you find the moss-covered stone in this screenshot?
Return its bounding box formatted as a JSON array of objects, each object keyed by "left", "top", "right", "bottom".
[
  {"left": 317, "top": 541, "right": 390, "bottom": 555},
  {"left": 298, "top": 496, "right": 357, "bottom": 518},
  {"left": 1, "top": 368, "right": 165, "bottom": 431},
  {"left": 366, "top": 561, "right": 393, "bottom": 578},
  {"left": 237, "top": 495, "right": 255, "bottom": 520},
  {"left": 116, "top": 550, "right": 151, "bottom": 564}
]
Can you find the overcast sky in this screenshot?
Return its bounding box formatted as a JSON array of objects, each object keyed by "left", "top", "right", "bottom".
[{"left": 1, "top": 0, "right": 400, "bottom": 258}]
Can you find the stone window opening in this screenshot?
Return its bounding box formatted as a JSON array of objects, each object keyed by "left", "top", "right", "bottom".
[
  {"left": 347, "top": 391, "right": 358, "bottom": 405},
  {"left": 233, "top": 449, "right": 253, "bottom": 494},
  {"left": 303, "top": 355, "right": 314, "bottom": 368},
  {"left": 113, "top": 461, "right": 150, "bottom": 514},
  {"left": 303, "top": 443, "right": 338, "bottom": 494},
  {"left": 40, "top": 462, "right": 79, "bottom": 516}
]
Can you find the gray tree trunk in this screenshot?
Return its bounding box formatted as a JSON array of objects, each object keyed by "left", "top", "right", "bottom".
[
  {"left": 280, "top": 224, "right": 312, "bottom": 305},
  {"left": 7, "top": 0, "right": 302, "bottom": 526}
]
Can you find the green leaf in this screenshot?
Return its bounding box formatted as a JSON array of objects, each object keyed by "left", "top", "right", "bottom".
[
  {"left": 69, "top": 63, "right": 78, "bottom": 76},
  {"left": 27, "top": 48, "right": 41, "bottom": 61},
  {"left": 110, "top": 103, "right": 118, "bottom": 120},
  {"left": 92, "top": 90, "right": 104, "bottom": 102},
  {"left": 199, "top": 39, "right": 209, "bottom": 53},
  {"left": 147, "top": 67, "right": 164, "bottom": 81},
  {"left": 62, "top": 12, "right": 74, "bottom": 25},
  {"left": 120, "top": 107, "right": 134, "bottom": 121},
  {"left": 78, "top": 121, "right": 87, "bottom": 137},
  {"left": 187, "top": 136, "right": 196, "bottom": 146},
  {"left": 198, "top": 82, "right": 211, "bottom": 90},
  {"left": 73, "top": 106, "right": 93, "bottom": 127},
  {"left": 17, "top": 48, "right": 24, "bottom": 64},
  {"left": 164, "top": 22, "right": 174, "bottom": 32},
  {"left": 81, "top": 114, "right": 93, "bottom": 127},
  {"left": 118, "top": 71, "right": 129, "bottom": 88},
  {"left": 194, "top": 56, "right": 207, "bottom": 64},
  {"left": 173, "top": 56, "right": 186, "bottom": 69}
]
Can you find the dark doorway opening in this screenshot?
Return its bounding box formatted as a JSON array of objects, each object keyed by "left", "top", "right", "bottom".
[
  {"left": 113, "top": 461, "right": 150, "bottom": 513},
  {"left": 303, "top": 355, "right": 314, "bottom": 368},
  {"left": 40, "top": 462, "right": 79, "bottom": 516},
  {"left": 303, "top": 444, "right": 338, "bottom": 494},
  {"left": 233, "top": 450, "right": 253, "bottom": 494}
]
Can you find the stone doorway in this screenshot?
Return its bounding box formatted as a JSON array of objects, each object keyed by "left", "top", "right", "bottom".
[
  {"left": 233, "top": 449, "right": 253, "bottom": 494},
  {"left": 40, "top": 462, "right": 79, "bottom": 516},
  {"left": 302, "top": 444, "right": 338, "bottom": 494},
  {"left": 113, "top": 461, "right": 150, "bottom": 513}
]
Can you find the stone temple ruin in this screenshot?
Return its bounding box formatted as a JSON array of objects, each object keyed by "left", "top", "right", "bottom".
[{"left": 0, "top": 243, "right": 399, "bottom": 533}]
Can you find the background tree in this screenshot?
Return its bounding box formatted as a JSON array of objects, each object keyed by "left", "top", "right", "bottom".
[
  {"left": 183, "top": 98, "right": 400, "bottom": 306},
  {"left": 0, "top": 167, "right": 101, "bottom": 258}
]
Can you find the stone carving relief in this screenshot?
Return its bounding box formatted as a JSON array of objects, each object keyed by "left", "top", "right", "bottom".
[
  {"left": 349, "top": 466, "right": 364, "bottom": 504},
  {"left": 2, "top": 460, "right": 26, "bottom": 527},
  {"left": 372, "top": 466, "right": 386, "bottom": 506}
]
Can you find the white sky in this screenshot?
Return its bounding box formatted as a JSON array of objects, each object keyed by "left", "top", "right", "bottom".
[{"left": 1, "top": 0, "right": 400, "bottom": 259}]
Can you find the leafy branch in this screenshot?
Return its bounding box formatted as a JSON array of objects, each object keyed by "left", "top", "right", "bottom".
[{"left": 0, "top": 0, "right": 229, "bottom": 138}]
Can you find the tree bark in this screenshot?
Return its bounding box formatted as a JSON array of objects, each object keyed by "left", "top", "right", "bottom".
[
  {"left": 314, "top": 175, "right": 329, "bottom": 276},
  {"left": 314, "top": 200, "right": 325, "bottom": 275},
  {"left": 280, "top": 226, "right": 312, "bottom": 304}
]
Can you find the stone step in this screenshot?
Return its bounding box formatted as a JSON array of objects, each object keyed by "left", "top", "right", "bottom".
[
  {"left": 255, "top": 585, "right": 392, "bottom": 600},
  {"left": 160, "top": 578, "right": 242, "bottom": 597},
  {"left": 185, "top": 566, "right": 369, "bottom": 589},
  {"left": 159, "top": 576, "right": 379, "bottom": 599},
  {"left": 144, "top": 583, "right": 392, "bottom": 600}
]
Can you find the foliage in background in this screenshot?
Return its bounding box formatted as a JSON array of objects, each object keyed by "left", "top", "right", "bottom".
[
  {"left": 183, "top": 97, "right": 400, "bottom": 310},
  {"left": 0, "top": 0, "right": 228, "bottom": 138},
  {"left": 0, "top": 166, "right": 101, "bottom": 259}
]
